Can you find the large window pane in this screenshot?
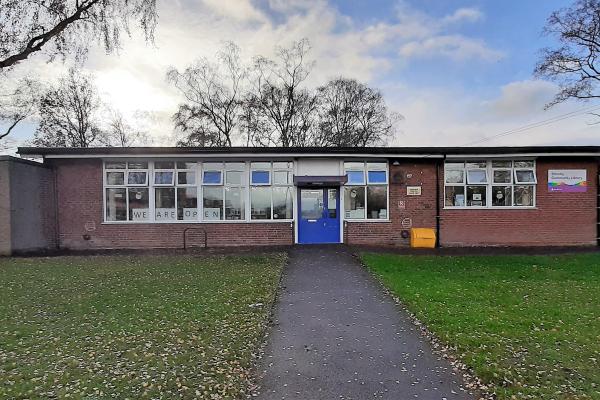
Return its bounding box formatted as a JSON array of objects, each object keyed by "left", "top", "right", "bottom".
[
  {"left": 466, "top": 186, "right": 486, "bottom": 206},
  {"left": 177, "top": 171, "right": 196, "bottom": 185},
  {"left": 514, "top": 160, "right": 534, "bottom": 168},
  {"left": 300, "top": 189, "right": 323, "bottom": 219},
  {"left": 251, "top": 170, "right": 270, "bottom": 185},
  {"left": 466, "top": 161, "right": 486, "bottom": 168},
  {"left": 327, "top": 189, "right": 337, "bottom": 218},
  {"left": 467, "top": 169, "right": 487, "bottom": 184},
  {"left": 177, "top": 161, "right": 196, "bottom": 169},
  {"left": 273, "top": 186, "right": 293, "bottom": 219},
  {"left": 203, "top": 186, "right": 223, "bottom": 220},
  {"left": 492, "top": 186, "right": 512, "bottom": 207},
  {"left": 346, "top": 171, "right": 365, "bottom": 185},
  {"left": 128, "top": 188, "right": 149, "bottom": 221},
  {"left": 154, "top": 171, "right": 174, "bottom": 185},
  {"left": 273, "top": 161, "right": 292, "bottom": 169},
  {"left": 273, "top": 170, "right": 292, "bottom": 185},
  {"left": 445, "top": 169, "right": 464, "bottom": 184},
  {"left": 367, "top": 171, "right": 387, "bottom": 184},
  {"left": 515, "top": 170, "right": 536, "bottom": 183},
  {"left": 226, "top": 162, "right": 245, "bottom": 170},
  {"left": 344, "top": 187, "right": 365, "bottom": 219},
  {"left": 155, "top": 187, "right": 176, "bottom": 221},
  {"left": 492, "top": 160, "right": 512, "bottom": 168},
  {"left": 106, "top": 171, "right": 124, "bottom": 185},
  {"left": 514, "top": 185, "right": 534, "bottom": 206},
  {"left": 128, "top": 161, "right": 148, "bottom": 169},
  {"left": 154, "top": 161, "right": 174, "bottom": 169},
  {"left": 225, "top": 187, "right": 245, "bottom": 220},
  {"left": 251, "top": 187, "right": 271, "bottom": 219},
  {"left": 106, "top": 188, "right": 126, "bottom": 221},
  {"left": 203, "top": 171, "right": 222, "bottom": 185},
  {"left": 106, "top": 161, "right": 126, "bottom": 169},
  {"left": 128, "top": 171, "right": 147, "bottom": 185},
  {"left": 226, "top": 170, "right": 243, "bottom": 185},
  {"left": 177, "top": 187, "right": 198, "bottom": 220},
  {"left": 445, "top": 186, "right": 465, "bottom": 207},
  {"left": 493, "top": 170, "right": 512, "bottom": 183},
  {"left": 367, "top": 186, "right": 387, "bottom": 219}
]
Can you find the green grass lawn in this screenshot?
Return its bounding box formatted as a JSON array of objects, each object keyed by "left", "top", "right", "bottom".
[
  {"left": 362, "top": 252, "right": 600, "bottom": 400},
  {"left": 0, "top": 253, "right": 285, "bottom": 399}
]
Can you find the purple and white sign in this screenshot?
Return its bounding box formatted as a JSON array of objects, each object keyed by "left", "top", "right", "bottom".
[{"left": 548, "top": 169, "right": 587, "bottom": 192}]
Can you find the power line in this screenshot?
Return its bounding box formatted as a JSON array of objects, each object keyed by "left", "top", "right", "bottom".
[{"left": 462, "top": 103, "right": 600, "bottom": 146}]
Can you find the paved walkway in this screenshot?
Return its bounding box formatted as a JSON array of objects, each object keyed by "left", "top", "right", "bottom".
[{"left": 257, "top": 245, "right": 476, "bottom": 400}]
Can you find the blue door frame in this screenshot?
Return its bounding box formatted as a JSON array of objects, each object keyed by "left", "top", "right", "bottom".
[{"left": 298, "top": 187, "right": 341, "bottom": 244}]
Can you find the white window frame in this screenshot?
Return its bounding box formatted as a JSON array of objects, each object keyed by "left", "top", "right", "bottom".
[
  {"left": 104, "top": 159, "right": 295, "bottom": 224},
  {"left": 176, "top": 161, "right": 197, "bottom": 186},
  {"left": 153, "top": 170, "right": 175, "bottom": 186},
  {"left": 202, "top": 163, "right": 224, "bottom": 186},
  {"left": 103, "top": 161, "right": 150, "bottom": 222},
  {"left": 444, "top": 159, "right": 537, "bottom": 209},
  {"left": 343, "top": 160, "right": 389, "bottom": 222},
  {"left": 250, "top": 162, "right": 272, "bottom": 186},
  {"left": 127, "top": 171, "right": 149, "bottom": 186},
  {"left": 249, "top": 161, "right": 294, "bottom": 220},
  {"left": 514, "top": 169, "right": 537, "bottom": 184}
]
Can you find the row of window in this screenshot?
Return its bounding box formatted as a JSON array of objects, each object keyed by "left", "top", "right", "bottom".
[
  {"left": 103, "top": 158, "right": 538, "bottom": 223},
  {"left": 105, "top": 161, "right": 293, "bottom": 222},
  {"left": 103, "top": 160, "right": 390, "bottom": 223},
  {"left": 444, "top": 160, "right": 537, "bottom": 207},
  {"left": 105, "top": 161, "right": 293, "bottom": 187}
]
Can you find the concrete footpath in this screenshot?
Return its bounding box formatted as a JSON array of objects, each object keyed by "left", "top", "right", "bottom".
[{"left": 256, "top": 245, "right": 476, "bottom": 400}]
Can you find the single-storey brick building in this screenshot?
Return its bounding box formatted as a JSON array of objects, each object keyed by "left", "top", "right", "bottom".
[{"left": 1, "top": 145, "right": 598, "bottom": 254}]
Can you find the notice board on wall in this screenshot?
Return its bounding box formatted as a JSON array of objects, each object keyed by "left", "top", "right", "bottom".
[{"left": 548, "top": 170, "right": 587, "bottom": 192}]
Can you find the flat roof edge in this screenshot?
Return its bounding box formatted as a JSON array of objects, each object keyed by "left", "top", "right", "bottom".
[
  {"left": 0, "top": 155, "right": 47, "bottom": 167},
  {"left": 17, "top": 146, "right": 600, "bottom": 158}
]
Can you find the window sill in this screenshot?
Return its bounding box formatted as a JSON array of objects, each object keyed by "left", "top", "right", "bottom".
[
  {"left": 344, "top": 219, "right": 391, "bottom": 223},
  {"left": 101, "top": 219, "right": 294, "bottom": 225},
  {"left": 443, "top": 206, "right": 537, "bottom": 210}
]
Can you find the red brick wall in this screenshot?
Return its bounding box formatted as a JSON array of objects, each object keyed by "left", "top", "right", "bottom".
[
  {"left": 49, "top": 157, "right": 598, "bottom": 249},
  {"left": 439, "top": 159, "right": 598, "bottom": 247},
  {"left": 345, "top": 158, "right": 598, "bottom": 247},
  {"left": 49, "top": 159, "right": 293, "bottom": 250},
  {"left": 345, "top": 162, "right": 438, "bottom": 246}
]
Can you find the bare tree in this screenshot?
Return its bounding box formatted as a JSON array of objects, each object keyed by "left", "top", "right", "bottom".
[
  {"left": 315, "top": 78, "right": 401, "bottom": 147},
  {"left": 32, "top": 68, "right": 105, "bottom": 147},
  {"left": 535, "top": 0, "right": 600, "bottom": 107},
  {"left": 0, "top": 0, "right": 157, "bottom": 71},
  {"left": 243, "top": 38, "right": 319, "bottom": 147},
  {"left": 168, "top": 42, "right": 246, "bottom": 147},
  {"left": 0, "top": 77, "right": 40, "bottom": 140},
  {"left": 103, "top": 111, "right": 150, "bottom": 147}
]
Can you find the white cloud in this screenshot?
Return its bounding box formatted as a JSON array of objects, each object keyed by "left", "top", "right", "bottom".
[
  {"left": 399, "top": 35, "right": 505, "bottom": 62},
  {"left": 486, "top": 80, "right": 557, "bottom": 117},
  {"left": 441, "top": 7, "right": 484, "bottom": 25},
  {"left": 200, "top": 0, "right": 266, "bottom": 22},
  {"left": 385, "top": 81, "right": 600, "bottom": 148},
  {"left": 8, "top": 0, "right": 594, "bottom": 152}
]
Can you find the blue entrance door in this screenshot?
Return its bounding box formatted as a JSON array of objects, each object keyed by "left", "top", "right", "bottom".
[{"left": 298, "top": 188, "right": 340, "bottom": 244}]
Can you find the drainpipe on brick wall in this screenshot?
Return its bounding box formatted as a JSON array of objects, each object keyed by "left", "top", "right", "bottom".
[
  {"left": 52, "top": 163, "right": 60, "bottom": 250},
  {"left": 435, "top": 156, "right": 444, "bottom": 248}
]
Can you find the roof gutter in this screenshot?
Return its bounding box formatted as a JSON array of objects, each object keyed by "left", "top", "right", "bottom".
[
  {"left": 33, "top": 152, "right": 447, "bottom": 159},
  {"left": 445, "top": 152, "right": 600, "bottom": 158}
]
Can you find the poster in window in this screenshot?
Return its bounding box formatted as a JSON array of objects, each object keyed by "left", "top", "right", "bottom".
[
  {"left": 204, "top": 207, "right": 221, "bottom": 220},
  {"left": 548, "top": 170, "right": 587, "bottom": 192}
]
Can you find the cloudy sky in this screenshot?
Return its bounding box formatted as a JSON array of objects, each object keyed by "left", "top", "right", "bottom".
[{"left": 3, "top": 0, "right": 600, "bottom": 150}]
